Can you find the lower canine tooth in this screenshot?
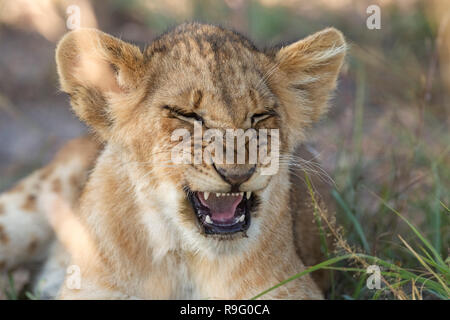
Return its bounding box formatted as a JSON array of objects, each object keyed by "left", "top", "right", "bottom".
[
  {"left": 246, "top": 191, "right": 252, "bottom": 199},
  {"left": 204, "top": 192, "right": 210, "bottom": 200},
  {"left": 237, "top": 214, "right": 245, "bottom": 222},
  {"left": 205, "top": 215, "right": 213, "bottom": 224}
]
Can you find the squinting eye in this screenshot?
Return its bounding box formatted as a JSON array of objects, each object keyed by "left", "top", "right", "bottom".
[
  {"left": 251, "top": 113, "right": 273, "bottom": 126},
  {"left": 163, "top": 105, "right": 203, "bottom": 124},
  {"left": 174, "top": 113, "right": 202, "bottom": 124}
]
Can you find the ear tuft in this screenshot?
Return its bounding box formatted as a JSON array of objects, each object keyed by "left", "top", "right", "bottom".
[{"left": 275, "top": 28, "right": 347, "bottom": 122}]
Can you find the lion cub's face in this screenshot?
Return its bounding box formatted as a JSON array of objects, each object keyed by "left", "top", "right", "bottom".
[{"left": 56, "top": 23, "right": 345, "bottom": 253}]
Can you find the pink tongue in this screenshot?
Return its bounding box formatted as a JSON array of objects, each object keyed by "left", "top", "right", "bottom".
[{"left": 198, "top": 193, "right": 243, "bottom": 222}]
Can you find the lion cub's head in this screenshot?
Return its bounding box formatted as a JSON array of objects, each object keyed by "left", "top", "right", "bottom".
[{"left": 56, "top": 23, "right": 345, "bottom": 254}]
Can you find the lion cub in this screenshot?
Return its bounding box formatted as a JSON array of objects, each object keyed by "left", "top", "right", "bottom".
[{"left": 0, "top": 23, "right": 345, "bottom": 299}]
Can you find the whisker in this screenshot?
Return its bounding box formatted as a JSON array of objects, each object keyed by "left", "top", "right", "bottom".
[{"left": 278, "top": 152, "right": 336, "bottom": 186}]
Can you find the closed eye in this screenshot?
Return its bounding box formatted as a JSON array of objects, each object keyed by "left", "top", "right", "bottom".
[
  {"left": 251, "top": 112, "right": 276, "bottom": 126},
  {"left": 163, "top": 105, "right": 203, "bottom": 124}
]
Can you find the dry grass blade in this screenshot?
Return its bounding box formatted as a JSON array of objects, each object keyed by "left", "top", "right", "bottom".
[{"left": 398, "top": 235, "right": 450, "bottom": 297}]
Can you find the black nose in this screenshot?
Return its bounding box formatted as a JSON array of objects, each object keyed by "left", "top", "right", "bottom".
[{"left": 214, "top": 165, "right": 256, "bottom": 187}]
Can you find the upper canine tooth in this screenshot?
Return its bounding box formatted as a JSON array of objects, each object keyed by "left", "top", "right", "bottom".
[
  {"left": 246, "top": 191, "right": 252, "bottom": 199},
  {"left": 204, "top": 192, "right": 210, "bottom": 200}
]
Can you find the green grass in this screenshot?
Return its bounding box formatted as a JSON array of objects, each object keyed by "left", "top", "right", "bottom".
[
  {"left": 250, "top": 3, "right": 450, "bottom": 296},
  {"left": 2, "top": 0, "right": 449, "bottom": 301},
  {"left": 2, "top": 272, "right": 41, "bottom": 300},
  {"left": 253, "top": 172, "right": 449, "bottom": 300},
  {"left": 3, "top": 274, "right": 18, "bottom": 300}
]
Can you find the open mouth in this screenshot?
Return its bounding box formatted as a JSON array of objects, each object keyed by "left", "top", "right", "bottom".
[{"left": 187, "top": 191, "right": 256, "bottom": 235}]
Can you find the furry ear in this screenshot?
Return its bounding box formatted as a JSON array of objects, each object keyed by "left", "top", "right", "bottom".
[
  {"left": 275, "top": 28, "right": 346, "bottom": 123},
  {"left": 56, "top": 28, "right": 145, "bottom": 139}
]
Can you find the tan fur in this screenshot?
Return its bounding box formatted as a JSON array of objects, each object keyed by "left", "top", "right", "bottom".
[{"left": 0, "top": 23, "right": 345, "bottom": 299}]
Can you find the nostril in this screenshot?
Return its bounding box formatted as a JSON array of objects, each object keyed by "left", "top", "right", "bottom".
[{"left": 214, "top": 165, "right": 256, "bottom": 186}]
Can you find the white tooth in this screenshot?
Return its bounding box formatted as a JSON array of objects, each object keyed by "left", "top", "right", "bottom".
[
  {"left": 204, "top": 192, "right": 210, "bottom": 200},
  {"left": 205, "top": 215, "right": 213, "bottom": 224},
  {"left": 216, "top": 193, "right": 220, "bottom": 197},
  {"left": 246, "top": 191, "right": 252, "bottom": 199},
  {"left": 240, "top": 192, "right": 244, "bottom": 196},
  {"left": 222, "top": 193, "right": 226, "bottom": 197},
  {"left": 237, "top": 214, "right": 245, "bottom": 222}
]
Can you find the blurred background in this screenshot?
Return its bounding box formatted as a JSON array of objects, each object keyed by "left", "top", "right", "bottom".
[{"left": 0, "top": 0, "right": 448, "bottom": 299}]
